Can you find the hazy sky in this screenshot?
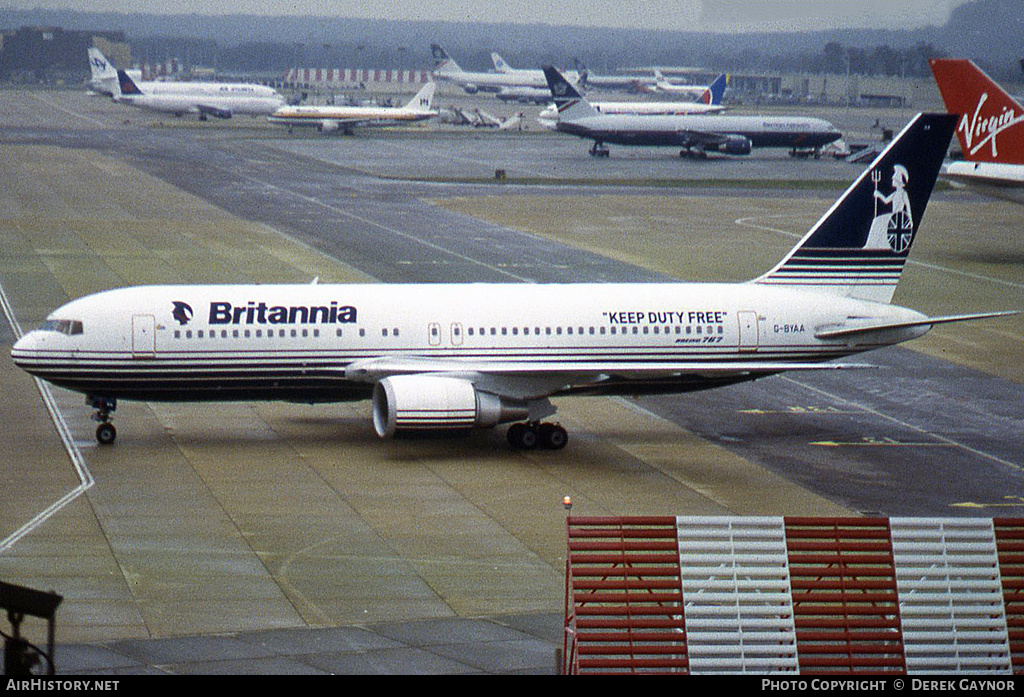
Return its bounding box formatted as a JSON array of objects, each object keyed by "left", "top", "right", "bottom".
[{"left": 12, "top": 0, "right": 970, "bottom": 33}]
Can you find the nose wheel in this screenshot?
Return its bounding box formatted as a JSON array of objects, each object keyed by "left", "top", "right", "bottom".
[
  {"left": 507, "top": 422, "right": 568, "bottom": 451},
  {"left": 95, "top": 422, "right": 117, "bottom": 445},
  {"left": 88, "top": 396, "right": 117, "bottom": 445}
]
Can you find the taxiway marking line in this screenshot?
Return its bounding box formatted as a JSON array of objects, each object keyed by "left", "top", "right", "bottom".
[
  {"left": 229, "top": 165, "right": 536, "bottom": 283},
  {"left": 782, "top": 374, "right": 1023, "bottom": 474},
  {"left": 28, "top": 92, "right": 108, "bottom": 128},
  {"left": 0, "top": 276, "right": 93, "bottom": 554}
]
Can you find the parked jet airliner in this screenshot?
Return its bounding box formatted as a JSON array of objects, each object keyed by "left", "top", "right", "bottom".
[
  {"left": 11, "top": 114, "right": 1014, "bottom": 449},
  {"left": 112, "top": 65, "right": 286, "bottom": 120},
  {"left": 929, "top": 58, "right": 1024, "bottom": 204},
  {"left": 431, "top": 43, "right": 581, "bottom": 95},
  {"left": 642, "top": 70, "right": 725, "bottom": 100},
  {"left": 267, "top": 81, "right": 438, "bottom": 134},
  {"left": 537, "top": 74, "right": 727, "bottom": 129},
  {"left": 490, "top": 51, "right": 659, "bottom": 93},
  {"left": 544, "top": 66, "right": 840, "bottom": 157}
]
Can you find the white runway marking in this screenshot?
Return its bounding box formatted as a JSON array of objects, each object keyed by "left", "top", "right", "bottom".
[{"left": 28, "top": 92, "right": 109, "bottom": 128}]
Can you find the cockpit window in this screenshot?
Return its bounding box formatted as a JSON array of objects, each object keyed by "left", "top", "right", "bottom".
[{"left": 38, "top": 319, "right": 83, "bottom": 335}]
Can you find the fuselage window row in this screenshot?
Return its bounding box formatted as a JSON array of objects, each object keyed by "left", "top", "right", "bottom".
[
  {"left": 173, "top": 328, "right": 325, "bottom": 339},
  {"left": 169, "top": 325, "right": 725, "bottom": 341},
  {"left": 460, "top": 325, "right": 725, "bottom": 338}
]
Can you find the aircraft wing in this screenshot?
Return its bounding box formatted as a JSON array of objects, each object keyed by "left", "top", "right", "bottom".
[
  {"left": 195, "top": 103, "right": 234, "bottom": 119},
  {"left": 345, "top": 356, "right": 873, "bottom": 382},
  {"left": 674, "top": 128, "right": 754, "bottom": 155},
  {"left": 676, "top": 129, "right": 736, "bottom": 148}
]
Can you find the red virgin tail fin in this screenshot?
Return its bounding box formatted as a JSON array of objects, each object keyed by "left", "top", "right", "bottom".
[{"left": 929, "top": 58, "right": 1024, "bottom": 164}]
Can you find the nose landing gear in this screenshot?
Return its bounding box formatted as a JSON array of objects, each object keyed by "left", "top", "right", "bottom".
[
  {"left": 88, "top": 396, "right": 117, "bottom": 445},
  {"left": 507, "top": 422, "right": 568, "bottom": 451}
]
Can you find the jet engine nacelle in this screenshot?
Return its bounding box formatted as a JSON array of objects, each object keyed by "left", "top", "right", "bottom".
[
  {"left": 320, "top": 119, "right": 340, "bottom": 133},
  {"left": 372, "top": 375, "right": 529, "bottom": 438},
  {"left": 197, "top": 105, "right": 233, "bottom": 120},
  {"left": 718, "top": 134, "right": 752, "bottom": 155}
]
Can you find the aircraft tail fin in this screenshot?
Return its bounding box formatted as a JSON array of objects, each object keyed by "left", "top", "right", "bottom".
[
  {"left": 406, "top": 80, "right": 437, "bottom": 110},
  {"left": 87, "top": 47, "right": 116, "bottom": 81},
  {"left": 542, "top": 65, "right": 600, "bottom": 121},
  {"left": 430, "top": 44, "right": 463, "bottom": 75},
  {"left": 491, "top": 53, "right": 512, "bottom": 73},
  {"left": 116, "top": 69, "right": 144, "bottom": 97},
  {"left": 929, "top": 58, "right": 1024, "bottom": 164},
  {"left": 707, "top": 73, "right": 728, "bottom": 106},
  {"left": 753, "top": 113, "right": 957, "bottom": 304},
  {"left": 86, "top": 47, "right": 119, "bottom": 96}
]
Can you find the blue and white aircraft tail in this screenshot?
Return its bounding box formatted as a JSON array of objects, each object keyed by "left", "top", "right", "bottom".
[
  {"left": 86, "top": 47, "right": 119, "bottom": 96},
  {"left": 705, "top": 73, "right": 728, "bottom": 106},
  {"left": 116, "top": 69, "right": 145, "bottom": 97},
  {"left": 755, "top": 113, "right": 953, "bottom": 304}
]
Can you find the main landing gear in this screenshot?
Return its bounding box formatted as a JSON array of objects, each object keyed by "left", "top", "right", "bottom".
[
  {"left": 589, "top": 142, "right": 610, "bottom": 157},
  {"left": 507, "top": 422, "right": 568, "bottom": 451},
  {"left": 88, "top": 395, "right": 117, "bottom": 445}
]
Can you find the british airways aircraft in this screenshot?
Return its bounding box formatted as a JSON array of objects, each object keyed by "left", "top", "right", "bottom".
[
  {"left": 536, "top": 74, "right": 727, "bottom": 129},
  {"left": 10, "top": 114, "right": 1014, "bottom": 449},
  {"left": 430, "top": 43, "right": 577, "bottom": 94},
  {"left": 544, "top": 66, "right": 841, "bottom": 158}
]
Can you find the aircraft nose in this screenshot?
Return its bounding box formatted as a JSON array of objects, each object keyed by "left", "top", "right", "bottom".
[{"left": 11, "top": 332, "right": 39, "bottom": 370}]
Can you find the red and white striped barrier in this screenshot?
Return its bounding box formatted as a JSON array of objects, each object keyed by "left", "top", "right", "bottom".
[
  {"left": 284, "top": 68, "right": 431, "bottom": 87},
  {"left": 564, "top": 516, "right": 1024, "bottom": 675}
]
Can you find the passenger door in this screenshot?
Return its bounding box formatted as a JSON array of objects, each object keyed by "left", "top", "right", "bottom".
[{"left": 737, "top": 311, "right": 759, "bottom": 351}]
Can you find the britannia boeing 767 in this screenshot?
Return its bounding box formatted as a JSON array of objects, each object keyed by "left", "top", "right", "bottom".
[{"left": 11, "top": 114, "right": 1014, "bottom": 449}]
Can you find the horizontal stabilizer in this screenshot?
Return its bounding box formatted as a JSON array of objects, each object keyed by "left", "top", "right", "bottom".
[{"left": 815, "top": 311, "right": 1019, "bottom": 339}]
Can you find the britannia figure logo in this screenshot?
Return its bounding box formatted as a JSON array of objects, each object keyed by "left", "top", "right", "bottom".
[{"left": 865, "top": 164, "right": 914, "bottom": 253}]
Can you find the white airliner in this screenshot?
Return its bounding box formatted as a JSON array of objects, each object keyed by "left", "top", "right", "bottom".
[
  {"left": 537, "top": 74, "right": 727, "bottom": 129},
  {"left": 930, "top": 58, "right": 1024, "bottom": 204},
  {"left": 267, "top": 82, "right": 438, "bottom": 134},
  {"left": 543, "top": 66, "right": 840, "bottom": 157},
  {"left": 11, "top": 114, "right": 1015, "bottom": 449},
  {"left": 431, "top": 43, "right": 581, "bottom": 95},
  {"left": 490, "top": 51, "right": 657, "bottom": 93},
  {"left": 488, "top": 51, "right": 584, "bottom": 88},
  {"left": 643, "top": 70, "right": 723, "bottom": 99},
  {"left": 111, "top": 61, "right": 285, "bottom": 120}
]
